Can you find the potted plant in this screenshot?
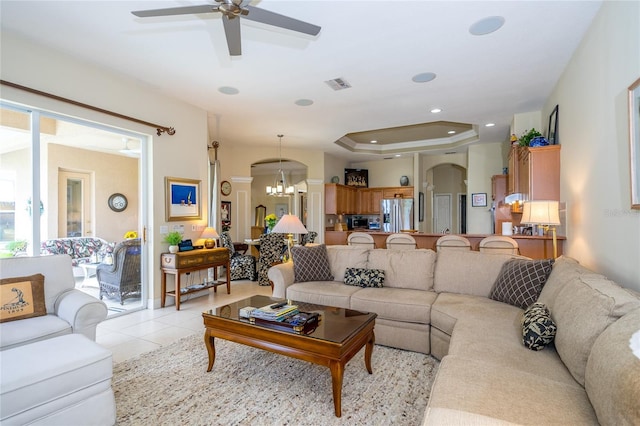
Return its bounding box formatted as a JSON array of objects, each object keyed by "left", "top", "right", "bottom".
[
  {"left": 164, "top": 231, "right": 183, "bottom": 253},
  {"left": 518, "top": 128, "right": 543, "bottom": 147}
]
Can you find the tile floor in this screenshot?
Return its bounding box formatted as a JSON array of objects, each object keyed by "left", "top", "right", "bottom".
[{"left": 96, "top": 280, "right": 272, "bottom": 363}]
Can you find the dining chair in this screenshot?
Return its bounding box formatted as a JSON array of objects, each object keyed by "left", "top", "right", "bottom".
[
  {"left": 436, "top": 235, "right": 472, "bottom": 252},
  {"left": 479, "top": 236, "right": 519, "bottom": 255},
  {"left": 347, "top": 232, "right": 375, "bottom": 249},
  {"left": 385, "top": 233, "right": 417, "bottom": 250}
]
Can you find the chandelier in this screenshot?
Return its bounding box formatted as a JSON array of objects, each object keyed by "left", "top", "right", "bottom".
[{"left": 266, "top": 134, "right": 295, "bottom": 197}]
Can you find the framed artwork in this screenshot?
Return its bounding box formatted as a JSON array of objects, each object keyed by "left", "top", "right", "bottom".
[
  {"left": 344, "top": 168, "right": 369, "bottom": 187},
  {"left": 548, "top": 104, "right": 559, "bottom": 145},
  {"left": 419, "top": 191, "right": 424, "bottom": 222},
  {"left": 221, "top": 201, "right": 231, "bottom": 231},
  {"left": 275, "top": 203, "right": 288, "bottom": 219},
  {"left": 471, "top": 193, "right": 487, "bottom": 207},
  {"left": 629, "top": 77, "right": 640, "bottom": 209},
  {"left": 165, "top": 177, "right": 201, "bottom": 221}
]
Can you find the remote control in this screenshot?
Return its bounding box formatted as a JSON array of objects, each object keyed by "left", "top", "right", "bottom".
[{"left": 270, "top": 302, "right": 288, "bottom": 309}]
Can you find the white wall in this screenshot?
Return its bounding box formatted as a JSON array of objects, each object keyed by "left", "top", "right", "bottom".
[{"left": 544, "top": 1, "right": 640, "bottom": 291}]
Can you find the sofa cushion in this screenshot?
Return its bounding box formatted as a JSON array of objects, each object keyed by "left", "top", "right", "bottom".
[
  {"left": 291, "top": 244, "right": 333, "bottom": 283},
  {"left": 344, "top": 268, "right": 385, "bottom": 288},
  {"left": 0, "top": 274, "right": 46, "bottom": 323},
  {"left": 490, "top": 259, "right": 554, "bottom": 309},
  {"left": 366, "top": 249, "right": 436, "bottom": 290},
  {"left": 350, "top": 287, "right": 437, "bottom": 323},
  {"left": 521, "top": 302, "right": 556, "bottom": 351},
  {"left": 0, "top": 314, "right": 72, "bottom": 350},
  {"left": 286, "top": 282, "right": 360, "bottom": 309},
  {"left": 325, "top": 245, "right": 369, "bottom": 282},
  {"left": 434, "top": 250, "right": 523, "bottom": 297},
  {"left": 552, "top": 272, "right": 640, "bottom": 386},
  {"left": 427, "top": 355, "right": 598, "bottom": 425},
  {"left": 585, "top": 309, "right": 640, "bottom": 426},
  {"left": 537, "top": 256, "right": 592, "bottom": 311}
]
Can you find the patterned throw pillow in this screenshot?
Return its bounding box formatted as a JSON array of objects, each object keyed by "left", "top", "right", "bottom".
[
  {"left": 522, "top": 302, "right": 557, "bottom": 350},
  {"left": 344, "top": 268, "right": 385, "bottom": 288},
  {"left": 0, "top": 274, "right": 47, "bottom": 323},
  {"left": 490, "top": 259, "right": 554, "bottom": 309},
  {"left": 291, "top": 244, "right": 334, "bottom": 283}
]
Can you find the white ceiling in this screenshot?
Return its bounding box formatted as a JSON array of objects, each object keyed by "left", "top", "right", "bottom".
[{"left": 0, "top": 1, "right": 602, "bottom": 162}]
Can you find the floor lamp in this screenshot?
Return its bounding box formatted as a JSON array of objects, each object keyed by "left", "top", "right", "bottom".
[
  {"left": 521, "top": 200, "right": 561, "bottom": 258},
  {"left": 271, "top": 214, "right": 308, "bottom": 262}
]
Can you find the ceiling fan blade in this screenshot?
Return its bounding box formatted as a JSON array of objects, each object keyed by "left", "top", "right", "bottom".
[
  {"left": 222, "top": 16, "right": 242, "bottom": 56},
  {"left": 132, "top": 5, "right": 218, "bottom": 18},
  {"left": 243, "top": 5, "right": 321, "bottom": 36}
]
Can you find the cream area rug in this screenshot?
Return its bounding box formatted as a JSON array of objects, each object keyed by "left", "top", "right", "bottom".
[{"left": 112, "top": 334, "right": 439, "bottom": 425}]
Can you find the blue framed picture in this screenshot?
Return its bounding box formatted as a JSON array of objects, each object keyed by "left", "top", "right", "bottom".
[{"left": 165, "top": 177, "right": 201, "bottom": 221}]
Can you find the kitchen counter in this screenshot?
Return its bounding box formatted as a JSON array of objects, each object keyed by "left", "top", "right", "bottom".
[{"left": 324, "top": 230, "right": 564, "bottom": 260}]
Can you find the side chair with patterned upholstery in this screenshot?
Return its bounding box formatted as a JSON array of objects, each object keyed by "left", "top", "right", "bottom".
[
  {"left": 300, "top": 231, "right": 318, "bottom": 246},
  {"left": 219, "top": 231, "right": 256, "bottom": 281},
  {"left": 256, "top": 233, "right": 287, "bottom": 286}
]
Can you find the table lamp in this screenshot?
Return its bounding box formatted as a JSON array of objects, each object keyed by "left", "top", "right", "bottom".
[
  {"left": 271, "top": 214, "right": 308, "bottom": 262},
  {"left": 200, "top": 227, "right": 219, "bottom": 249},
  {"left": 520, "top": 200, "right": 561, "bottom": 258}
]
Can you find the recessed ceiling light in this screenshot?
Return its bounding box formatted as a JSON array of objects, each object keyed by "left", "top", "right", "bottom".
[
  {"left": 295, "top": 99, "right": 314, "bottom": 106},
  {"left": 394, "top": 154, "right": 401, "bottom": 157},
  {"left": 430, "top": 108, "right": 442, "bottom": 114},
  {"left": 469, "top": 16, "right": 505, "bottom": 36},
  {"left": 412, "top": 72, "right": 437, "bottom": 83},
  {"left": 485, "top": 123, "right": 495, "bottom": 127},
  {"left": 218, "top": 86, "right": 239, "bottom": 95},
  {"left": 448, "top": 130, "right": 456, "bottom": 134},
  {"left": 370, "top": 140, "right": 378, "bottom": 144}
]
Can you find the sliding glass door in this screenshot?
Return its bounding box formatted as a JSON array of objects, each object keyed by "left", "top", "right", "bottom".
[{"left": 0, "top": 101, "right": 147, "bottom": 316}]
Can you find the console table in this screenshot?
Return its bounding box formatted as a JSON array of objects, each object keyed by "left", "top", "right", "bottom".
[{"left": 160, "top": 248, "right": 230, "bottom": 310}]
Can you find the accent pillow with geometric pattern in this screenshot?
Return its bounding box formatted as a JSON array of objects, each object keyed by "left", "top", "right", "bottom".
[
  {"left": 291, "top": 244, "right": 334, "bottom": 283},
  {"left": 344, "top": 268, "right": 385, "bottom": 288},
  {"left": 490, "top": 259, "right": 554, "bottom": 309},
  {"left": 0, "top": 274, "right": 47, "bottom": 323},
  {"left": 522, "top": 302, "right": 557, "bottom": 350}
]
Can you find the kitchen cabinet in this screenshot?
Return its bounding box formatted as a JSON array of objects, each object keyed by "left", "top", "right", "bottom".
[
  {"left": 491, "top": 175, "right": 507, "bottom": 202},
  {"left": 324, "top": 230, "right": 349, "bottom": 245},
  {"left": 382, "top": 187, "right": 413, "bottom": 199},
  {"left": 508, "top": 145, "right": 560, "bottom": 201},
  {"left": 325, "top": 183, "right": 358, "bottom": 215},
  {"left": 358, "top": 188, "right": 383, "bottom": 214}
]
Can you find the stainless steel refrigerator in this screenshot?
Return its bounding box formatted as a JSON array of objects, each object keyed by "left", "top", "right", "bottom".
[{"left": 380, "top": 198, "right": 414, "bottom": 232}]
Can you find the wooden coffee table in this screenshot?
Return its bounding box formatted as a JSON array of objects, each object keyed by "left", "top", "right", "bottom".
[{"left": 202, "top": 295, "right": 376, "bottom": 417}]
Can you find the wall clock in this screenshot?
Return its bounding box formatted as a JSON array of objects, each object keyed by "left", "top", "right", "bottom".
[
  {"left": 221, "top": 180, "right": 232, "bottom": 196},
  {"left": 108, "top": 193, "right": 128, "bottom": 212}
]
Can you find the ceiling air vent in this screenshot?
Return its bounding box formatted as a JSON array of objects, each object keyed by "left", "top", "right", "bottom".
[{"left": 325, "top": 77, "right": 352, "bottom": 91}]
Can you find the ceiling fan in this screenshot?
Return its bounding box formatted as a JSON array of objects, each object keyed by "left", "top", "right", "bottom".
[{"left": 132, "top": 0, "right": 321, "bottom": 56}]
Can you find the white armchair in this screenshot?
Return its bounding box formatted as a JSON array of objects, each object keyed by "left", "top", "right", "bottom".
[{"left": 0, "top": 254, "right": 108, "bottom": 350}]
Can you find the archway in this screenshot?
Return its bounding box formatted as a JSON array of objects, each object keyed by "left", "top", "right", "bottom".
[{"left": 424, "top": 163, "right": 467, "bottom": 234}]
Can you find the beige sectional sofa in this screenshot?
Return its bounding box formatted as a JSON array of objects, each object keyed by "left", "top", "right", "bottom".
[{"left": 268, "top": 245, "right": 640, "bottom": 425}]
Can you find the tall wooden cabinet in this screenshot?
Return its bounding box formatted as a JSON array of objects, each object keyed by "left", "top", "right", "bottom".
[
  {"left": 325, "top": 183, "right": 358, "bottom": 215},
  {"left": 508, "top": 145, "right": 560, "bottom": 201}
]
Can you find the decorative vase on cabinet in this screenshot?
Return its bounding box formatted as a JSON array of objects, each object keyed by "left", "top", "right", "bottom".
[{"left": 400, "top": 176, "right": 409, "bottom": 186}]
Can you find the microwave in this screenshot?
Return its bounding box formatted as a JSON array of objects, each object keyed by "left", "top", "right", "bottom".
[{"left": 353, "top": 218, "right": 369, "bottom": 228}]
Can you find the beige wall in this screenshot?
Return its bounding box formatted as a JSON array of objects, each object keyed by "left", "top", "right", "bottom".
[
  {"left": 544, "top": 1, "right": 640, "bottom": 291},
  {"left": 48, "top": 144, "right": 138, "bottom": 243},
  {"left": 466, "top": 143, "right": 504, "bottom": 234}
]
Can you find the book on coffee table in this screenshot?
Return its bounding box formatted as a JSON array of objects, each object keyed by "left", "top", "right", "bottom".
[
  {"left": 251, "top": 312, "right": 320, "bottom": 334},
  {"left": 249, "top": 303, "right": 299, "bottom": 321}
]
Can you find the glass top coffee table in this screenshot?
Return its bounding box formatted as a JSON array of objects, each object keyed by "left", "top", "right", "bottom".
[{"left": 202, "top": 295, "right": 376, "bottom": 417}]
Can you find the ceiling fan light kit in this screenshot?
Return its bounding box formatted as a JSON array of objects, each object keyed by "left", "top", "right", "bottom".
[{"left": 132, "top": 0, "right": 321, "bottom": 56}]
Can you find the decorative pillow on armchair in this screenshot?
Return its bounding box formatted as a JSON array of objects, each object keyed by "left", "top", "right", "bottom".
[
  {"left": 0, "top": 274, "right": 47, "bottom": 323},
  {"left": 291, "top": 244, "right": 334, "bottom": 282},
  {"left": 344, "top": 268, "right": 385, "bottom": 288},
  {"left": 522, "top": 302, "right": 557, "bottom": 350},
  {"left": 490, "top": 258, "right": 554, "bottom": 309}
]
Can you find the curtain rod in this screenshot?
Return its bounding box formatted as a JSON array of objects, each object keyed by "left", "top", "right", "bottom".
[{"left": 0, "top": 80, "right": 176, "bottom": 136}]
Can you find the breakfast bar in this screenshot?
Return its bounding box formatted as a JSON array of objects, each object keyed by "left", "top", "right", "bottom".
[{"left": 324, "top": 230, "right": 564, "bottom": 260}]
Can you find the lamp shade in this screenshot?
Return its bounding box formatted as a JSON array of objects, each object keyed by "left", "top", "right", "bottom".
[
  {"left": 521, "top": 201, "right": 560, "bottom": 226},
  {"left": 271, "top": 214, "right": 308, "bottom": 235}
]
